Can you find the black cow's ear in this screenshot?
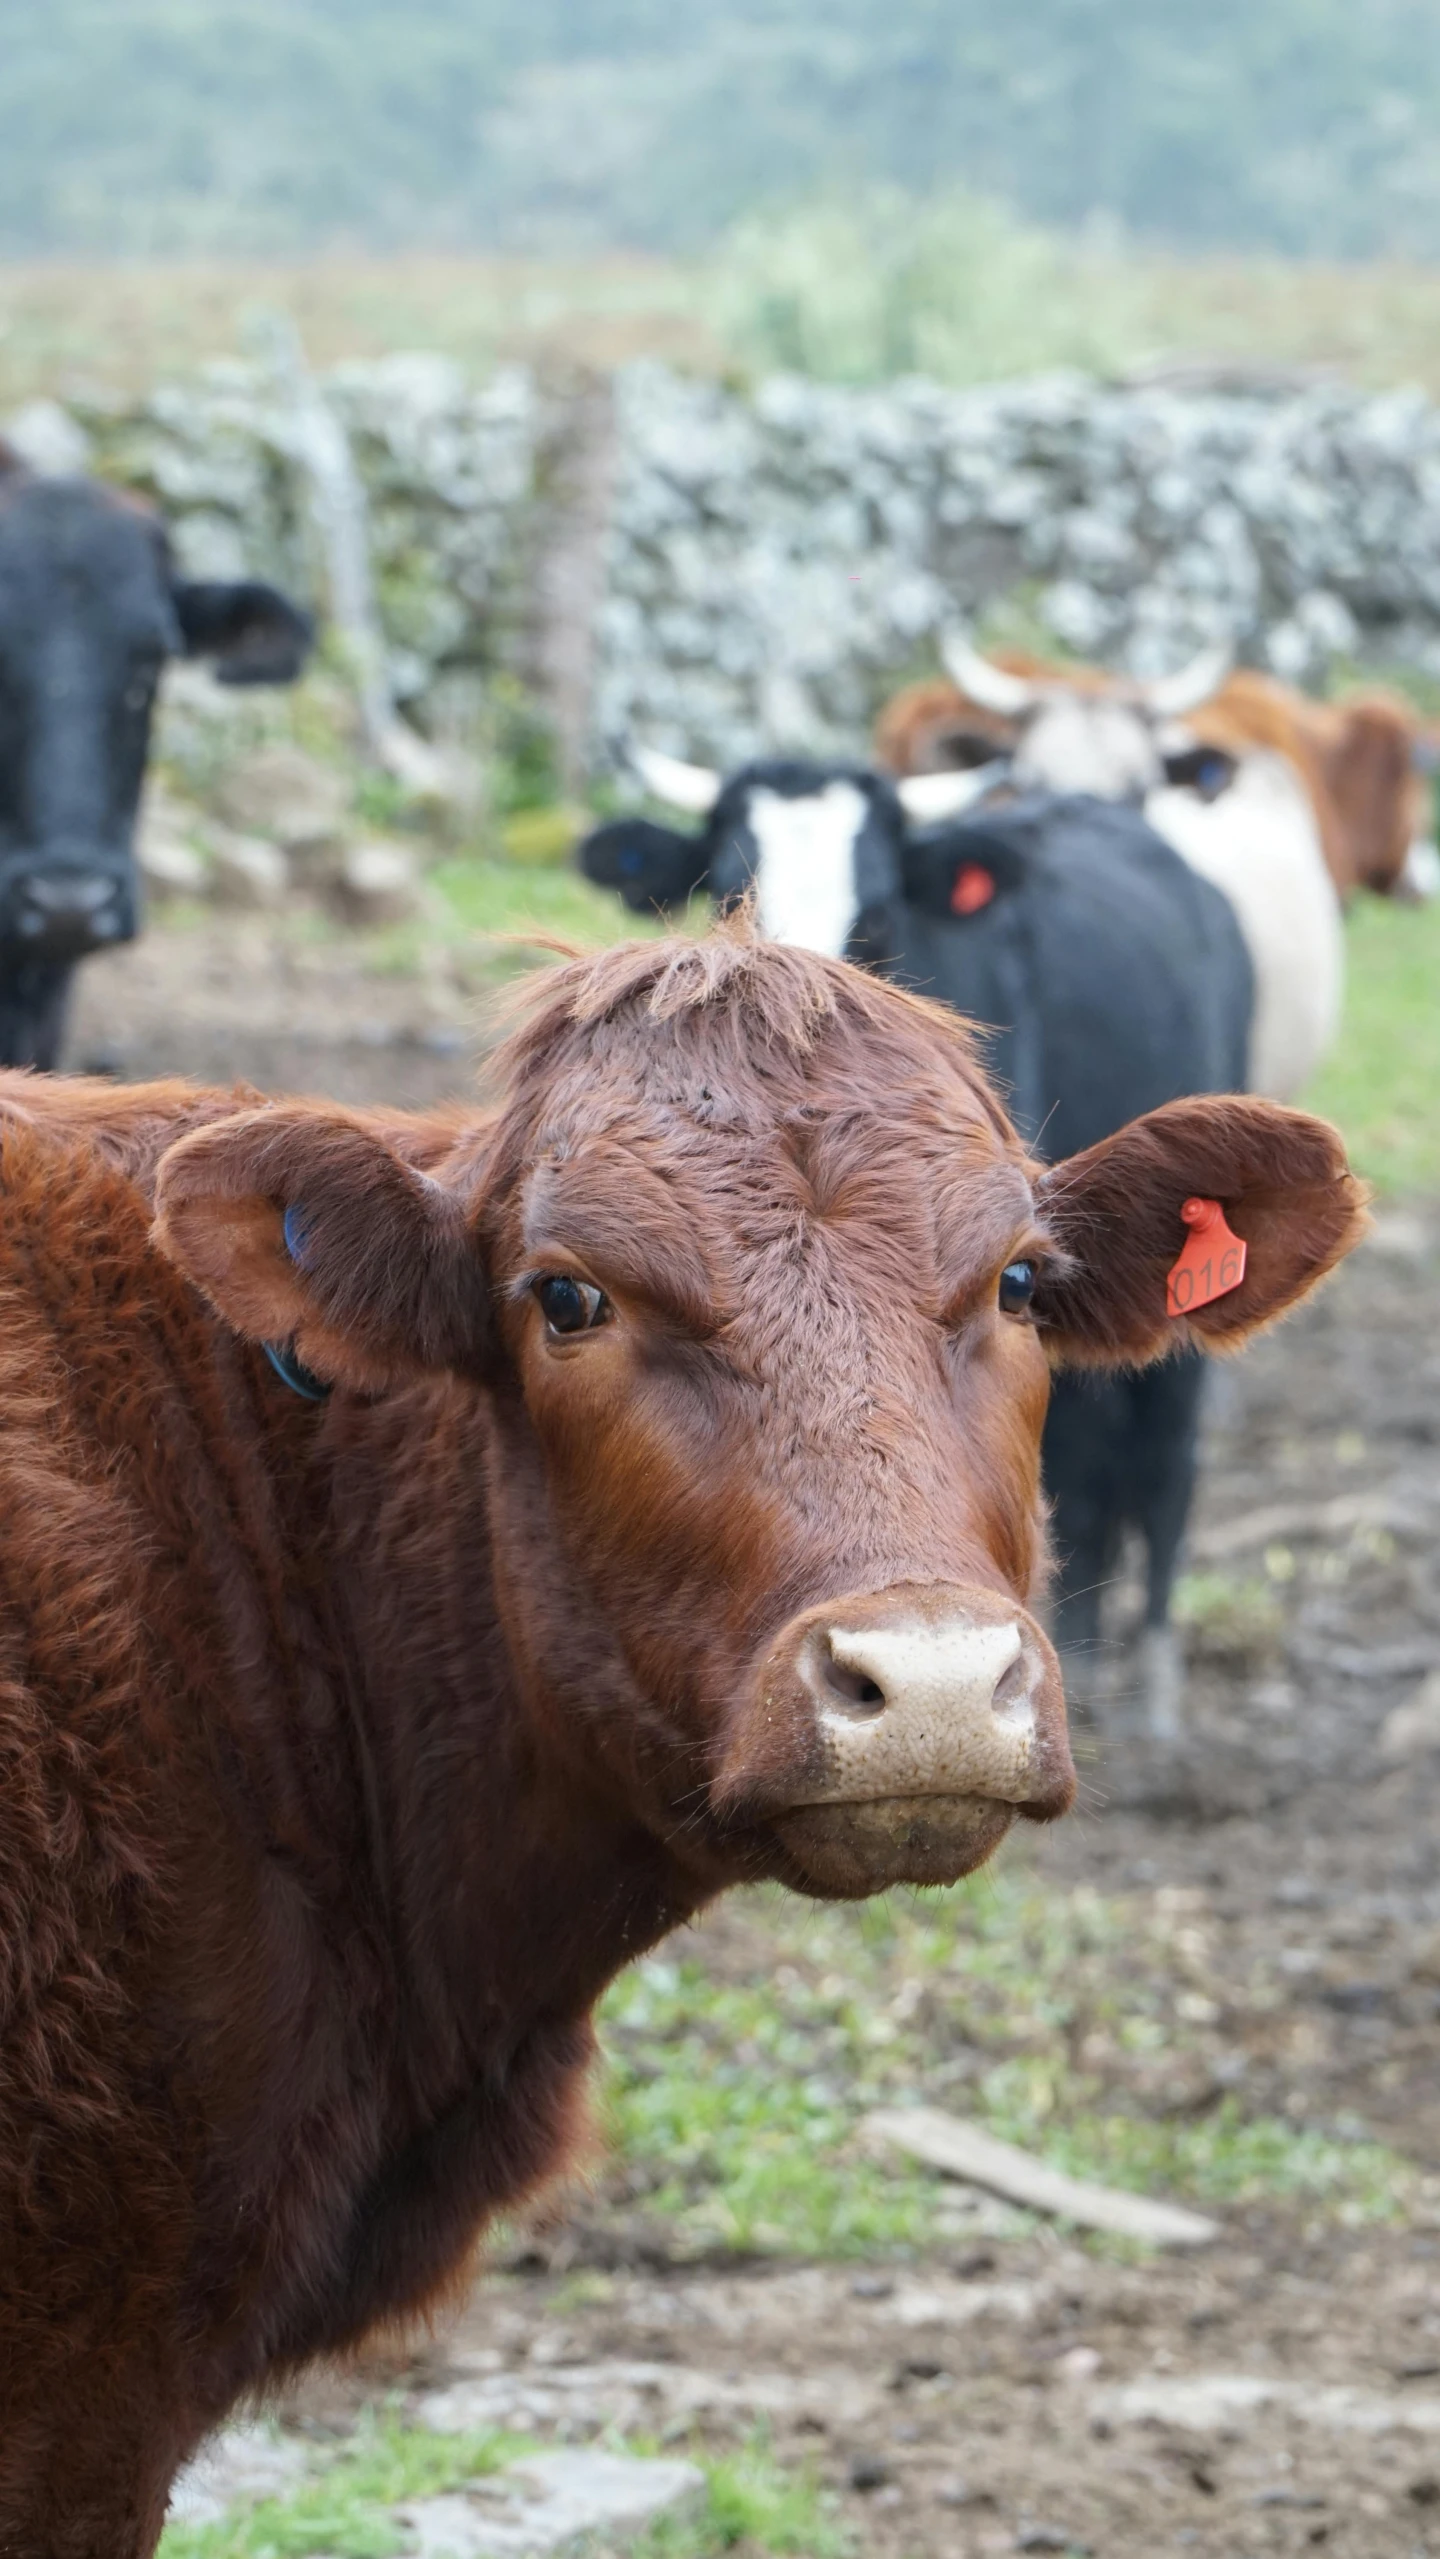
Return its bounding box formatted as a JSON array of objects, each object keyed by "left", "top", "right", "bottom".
[
  {"left": 901, "top": 818, "right": 1029, "bottom": 919},
  {"left": 172, "top": 581, "right": 314, "bottom": 686},
  {"left": 152, "top": 1105, "right": 490, "bottom": 1394},
  {"left": 578, "top": 817, "right": 709, "bottom": 913},
  {"left": 1032, "top": 1096, "right": 1367, "bottom": 1369},
  {"left": 1160, "top": 743, "right": 1237, "bottom": 801}
]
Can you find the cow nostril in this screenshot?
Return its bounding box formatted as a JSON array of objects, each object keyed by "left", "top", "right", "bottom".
[
  {"left": 818, "top": 1643, "right": 887, "bottom": 1718},
  {"left": 992, "top": 1648, "right": 1034, "bottom": 1723}
]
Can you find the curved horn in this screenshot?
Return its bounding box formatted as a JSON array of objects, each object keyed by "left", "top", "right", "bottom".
[
  {"left": 631, "top": 744, "right": 722, "bottom": 817},
  {"left": 1142, "top": 643, "right": 1233, "bottom": 721},
  {"left": 940, "top": 630, "right": 1041, "bottom": 718},
  {"left": 897, "top": 764, "right": 1010, "bottom": 823}
]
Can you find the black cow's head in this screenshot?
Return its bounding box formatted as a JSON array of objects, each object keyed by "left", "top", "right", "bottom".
[
  {"left": 579, "top": 747, "right": 1022, "bottom": 960},
  {"left": 0, "top": 460, "right": 312, "bottom": 1062}
]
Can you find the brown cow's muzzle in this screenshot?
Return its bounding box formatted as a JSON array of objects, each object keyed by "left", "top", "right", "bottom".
[{"left": 715, "top": 1582, "right": 1074, "bottom": 1897}]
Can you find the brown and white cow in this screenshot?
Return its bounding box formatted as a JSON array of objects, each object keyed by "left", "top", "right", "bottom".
[
  {"left": 878, "top": 643, "right": 1440, "bottom": 1086},
  {"left": 0, "top": 923, "right": 1362, "bottom": 2553},
  {"left": 1185, "top": 666, "right": 1437, "bottom": 903},
  {"left": 875, "top": 647, "right": 1437, "bottom": 905}
]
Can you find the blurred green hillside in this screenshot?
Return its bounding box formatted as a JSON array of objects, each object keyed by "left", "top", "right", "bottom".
[{"left": 3, "top": 0, "right": 1440, "bottom": 262}]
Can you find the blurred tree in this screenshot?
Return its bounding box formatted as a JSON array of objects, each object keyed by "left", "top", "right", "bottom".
[{"left": 0, "top": 0, "right": 1437, "bottom": 260}]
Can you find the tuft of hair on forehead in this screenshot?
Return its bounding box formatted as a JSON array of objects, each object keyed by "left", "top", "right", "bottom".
[{"left": 484, "top": 906, "right": 998, "bottom": 1112}]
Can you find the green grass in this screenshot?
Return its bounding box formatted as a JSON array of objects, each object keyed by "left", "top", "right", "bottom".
[
  {"left": 1305, "top": 894, "right": 1440, "bottom": 1195},
  {"left": 597, "top": 1875, "right": 1414, "bottom": 2259},
  {"left": 641, "top": 2441, "right": 851, "bottom": 2558},
  {"left": 156, "top": 2420, "right": 846, "bottom": 2559},
  {"left": 431, "top": 850, "right": 640, "bottom": 949},
  {"left": 977, "top": 2073, "right": 1408, "bottom": 2222},
  {"left": 157, "top": 2418, "right": 526, "bottom": 2559}
]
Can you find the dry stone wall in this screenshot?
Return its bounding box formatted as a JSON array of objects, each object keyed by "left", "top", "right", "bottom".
[{"left": 17, "top": 356, "right": 1440, "bottom": 774}]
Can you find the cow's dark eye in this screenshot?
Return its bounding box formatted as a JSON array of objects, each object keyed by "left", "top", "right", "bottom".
[
  {"left": 534, "top": 1274, "right": 609, "bottom": 1336},
  {"left": 998, "top": 1260, "right": 1036, "bottom": 1316}
]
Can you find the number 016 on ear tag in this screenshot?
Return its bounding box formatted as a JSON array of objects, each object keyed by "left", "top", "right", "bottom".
[{"left": 1166, "top": 1196, "right": 1247, "bottom": 1318}]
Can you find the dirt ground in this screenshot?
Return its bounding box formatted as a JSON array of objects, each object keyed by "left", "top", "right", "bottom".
[{"left": 77, "top": 923, "right": 1440, "bottom": 2559}]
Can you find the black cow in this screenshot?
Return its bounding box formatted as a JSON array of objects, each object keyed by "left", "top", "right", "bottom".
[
  {"left": 581, "top": 759, "right": 1253, "bottom": 1736},
  {"left": 0, "top": 456, "right": 312, "bottom": 1067}
]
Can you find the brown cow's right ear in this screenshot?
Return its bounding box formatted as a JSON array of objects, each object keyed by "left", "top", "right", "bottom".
[
  {"left": 1032, "top": 1095, "right": 1367, "bottom": 1369},
  {"left": 152, "top": 1106, "right": 491, "bottom": 1393}
]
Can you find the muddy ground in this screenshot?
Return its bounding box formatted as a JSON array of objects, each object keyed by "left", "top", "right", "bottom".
[{"left": 77, "top": 923, "right": 1440, "bottom": 2559}]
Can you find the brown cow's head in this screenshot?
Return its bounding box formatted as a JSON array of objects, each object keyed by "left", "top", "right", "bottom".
[
  {"left": 1187, "top": 673, "right": 1435, "bottom": 902},
  {"left": 874, "top": 634, "right": 1237, "bottom": 806},
  {"left": 153, "top": 927, "right": 1364, "bottom": 1902}
]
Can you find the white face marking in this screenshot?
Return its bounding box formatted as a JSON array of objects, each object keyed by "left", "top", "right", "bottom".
[
  {"left": 748, "top": 780, "right": 869, "bottom": 957},
  {"left": 1014, "top": 696, "right": 1164, "bottom": 799}
]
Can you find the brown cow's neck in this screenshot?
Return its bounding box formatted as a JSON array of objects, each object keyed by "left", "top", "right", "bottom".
[
  {"left": 160, "top": 1348, "right": 705, "bottom": 2382},
  {"left": 289, "top": 1370, "right": 702, "bottom": 2072}
]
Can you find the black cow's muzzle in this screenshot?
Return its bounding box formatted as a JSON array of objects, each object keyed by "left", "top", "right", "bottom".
[{"left": 7, "top": 868, "right": 137, "bottom": 959}]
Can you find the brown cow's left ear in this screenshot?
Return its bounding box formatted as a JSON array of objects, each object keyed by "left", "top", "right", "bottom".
[
  {"left": 1032, "top": 1095, "right": 1368, "bottom": 1369},
  {"left": 152, "top": 1106, "right": 490, "bottom": 1392}
]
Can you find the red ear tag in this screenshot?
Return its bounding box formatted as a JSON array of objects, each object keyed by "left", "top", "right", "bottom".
[
  {"left": 1166, "top": 1196, "right": 1247, "bottom": 1318},
  {"left": 951, "top": 862, "right": 996, "bottom": 916}
]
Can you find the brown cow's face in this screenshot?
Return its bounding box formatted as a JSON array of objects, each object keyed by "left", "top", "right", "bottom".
[
  {"left": 152, "top": 931, "right": 1368, "bottom": 1905},
  {"left": 480, "top": 1013, "right": 1070, "bottom": 1896}
]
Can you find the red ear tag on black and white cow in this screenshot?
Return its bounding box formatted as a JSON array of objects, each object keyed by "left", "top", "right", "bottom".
[
  {"left": 951, "top": 862, "right": 996, "bottom": 916},
  {"left": 1166, "top": 1197, "right": 1247, "bottom": 1318}
]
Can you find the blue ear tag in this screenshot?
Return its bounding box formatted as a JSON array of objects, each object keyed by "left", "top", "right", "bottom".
[
  {"left": 264, "top": 1204, "right": 331, "bottom": 1400},
  {"left": 261, "top": 1339, "right": 333, "bottom": 1403},
  {"left": 283, "top": 1204, "right": 313, "bottom": 1266}
]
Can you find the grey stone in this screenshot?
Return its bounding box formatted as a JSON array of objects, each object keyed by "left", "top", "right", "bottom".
[
  {"left": 333, "top": 839, "right": 424, "bottom": 926},
  {"left": 139, "top": 830, "right": 206, "bottom": 900},
  {"left": 167, "top": 2424, "right": 309, "bottom": 2528},
  {"left": 57, "top": 350, "right": 1440, "bottom": 776},
  {"left": 1096, "top": 2373, "right": 1440, "bottom": 2435},
  {"left": 397, "top": 2448, "right": 703, "bottom": 2557},
  {"left": 209, "top": 832, "right": 290, "bottom": 909},
  {"left": 416, "top": 2352, "right": 877, "bottom": 2438},
  {"left": 215, "top": 745, "right": 349, "bottom": 854}
]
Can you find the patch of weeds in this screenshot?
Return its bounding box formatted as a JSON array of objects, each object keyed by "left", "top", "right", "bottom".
[
  {"left": 978, "top": 2069, "right": 1412, "bottom": 2221},
  {"left": 431, "top": 850, "right": 654, "bottom": 948},
  {"left": 639, "top": 2436, "right": 851, "bottom": 2556},
  {"left": 1173, "top": 1570, "right": 1287, "bottom": 1668},
  {"left": 601, "top": 1956, "right": 941, "bottom": 2255},
  {"left": 350, "top": 769, "right": 420, "bottom": 834},
  {"left": 156, "top": 2416, "right": 526, "bottom": 2559},
  {"left": 500, "top": 802, "right": 590, "bottom": 868},
  {"left": 485, "top": 676, "right": 562, "bottom": 817},
  {"left": 598, "top": 1873, "right": 1414, "bottom": 2257}
]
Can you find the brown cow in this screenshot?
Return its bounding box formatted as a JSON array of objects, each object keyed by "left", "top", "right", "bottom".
[
  {"left": 874, "top": 649, "right": 1434, "bottom": 902},
  {"left": 1187, "top": 668, "right": 1433, "bottom": 900},
  {"left": 0, "top": 923, "right": 1363, "bottom": 2554}
]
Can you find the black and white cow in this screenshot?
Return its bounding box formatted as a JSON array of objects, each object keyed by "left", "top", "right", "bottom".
[
  {"left": 0, "top": 457, "right": 312, "bottom": 1067},
  {"left": 930, "top": 636, "right": 1343, "bottom": 1101},
  {"left": 580, "top": 753, "right": 1254, "bottom": 1735}
]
